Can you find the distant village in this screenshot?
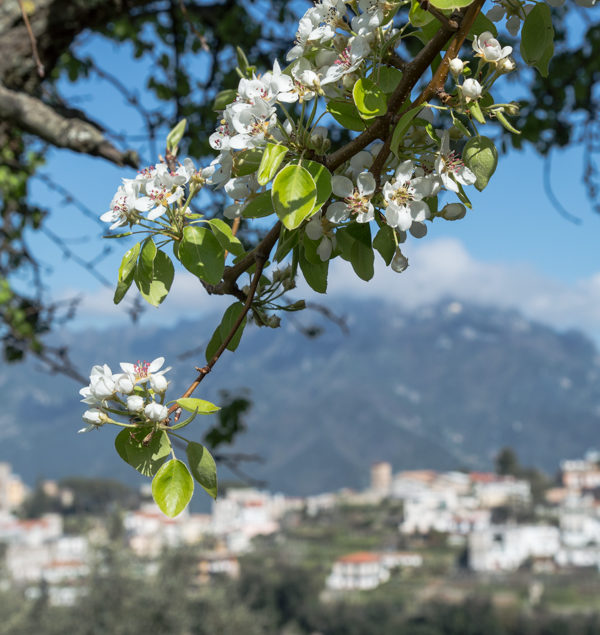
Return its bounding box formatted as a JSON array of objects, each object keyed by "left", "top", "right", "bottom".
[{"left": 0, "top": 450, "right": 599, "bottom": 605}]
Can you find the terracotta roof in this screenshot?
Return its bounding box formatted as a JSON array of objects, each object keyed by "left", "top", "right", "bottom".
[{"left": 338, "top": 552, "right": 382, "bottom": 564}]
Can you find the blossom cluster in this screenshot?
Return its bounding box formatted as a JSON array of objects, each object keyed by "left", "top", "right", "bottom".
[{"left": 79, "top": 357, "right": 171, "bottom": 432}]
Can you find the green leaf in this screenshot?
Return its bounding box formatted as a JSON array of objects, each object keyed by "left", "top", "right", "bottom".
[
  {"left": 520, "top": 3, "right": 554, "bottom": 74},
  {"left": 352, "top": 77, "right": 387, "bottom": 119},
  {"left": 274, "top": 226, "right": 300, "bottom": 262},
  {"left": 299, "top": 247, "right": 328, "bottom": 293},
  {"left": 179, "top": 226, "right": 225, "bottom": 285},
  {"left": 152, "top": 459, "right": 194, "bottom": 518},
  {"left": 390, "top": 105, "right": 424, "bottom": 156},
  {"left": 205, "top": 302, "right": 246, "bottom": 362},
  {"left": 429, "top": 0, "right": 475, "bottom": 8},
  {"left": 377, "top": 66, "right": 403, "bottom": 94},
  {"left": 135, "top": 250, "right": 174, "bottom": 307},
  {"left": 302, "top": 233, "right": 323, "bottom": 265},
  {"left": 258, "top": 143, "right": 288, "bottom": 186},
  {"left": 186, "top": 442, "right": 218, "bottom": 499},
  {"left": 213, "top": 88, "right": 238, "bottom": 111},
  {"left": 326, "top": 100, "right": 366, "bottom": 132},
  {"left": 177, "top": 398, "right": 220, "bottom": 414},
  {"left": 467, "top": 13, "right": 497, "bottom": 40},
  {"left": 373, "top": 225, "right": 396, "bottom": 266},
  {"left": 114, "top": 242, "right": 140, "bottom": 304},
  {"left": 137, "top": 237, "right": 157, "bottom": 280},
  {"left": 495, "top": 110, "right": 521, "bottom": 135},
  {"left": 409, "top": 0, "right": 434, "bottom": 27},
  {"left": 115, "top": 428, "right": 171, "bottom": 477},
  {"left": 334, "top": 227, "right": 354, "bottom": 262},
  {"left": 469, "top": 100, "right": 486, "bottom": 125},
  {"left": 234, "top": 148, "right": 264, "bottom": 176},
  {"left": 303, "top": 160, "right": 332, "bottom": 214},
  {"left": 346, "top": 222, "right": 371, "bottom": 248},
  {"left": 243, "top": 191, "right": 273, "bottom": 218},
  {"left": 463, "top": 136, "right": 498, "bottom": 192},
  {"left": 272, "top": 164, "right": 317, "bottom": 230},
  {"left": 208, "top": 219, "right": 245, "bottom": 256},
  {"left": 166, "top": 118, "right": 187, "bottom": 152},
  {"left": 350, "top": 240, "right": 374, "bottom": 281}
]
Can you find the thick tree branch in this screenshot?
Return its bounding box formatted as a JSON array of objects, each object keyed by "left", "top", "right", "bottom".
[{"left": 0, "top": 82, "right": 138, "bottom": 167}]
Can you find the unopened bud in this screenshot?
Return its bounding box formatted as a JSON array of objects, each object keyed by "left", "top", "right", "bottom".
[
  {"left": 449, "top": 58, "right": 464, "bottom": 76},
  {"left": 267, "top": 315, "right": 281, "bottom": 328},
  {"left": 462, "top": 78, "right": 482, "bottom": 101}
]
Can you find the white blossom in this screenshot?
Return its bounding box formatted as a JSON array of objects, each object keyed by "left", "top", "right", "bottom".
[
  {"left": 326, "top": 173, "right": 376, "bottom": 224},
  {"left": 472, "top": 32, "right": 512, "bottom": 63},
  {"left": 100, "top": 181, "right": 139, "bottom": 229},
  {"left": 462, "top": 78, "right": 482, "bottom": 102},
  {"left": 434, "top": 131, "right": 477, "bottom": 193},
  {"left": 382, "top": 161, "right": 432, "bottom": 231},
  {"left": 120, "top": 357, "right": 171, "bottom": 385},
  {"left": 126, "top": 395, "right": 145, "bottom": 413},
  {"left": 89, "top": 364, "right": 117, "bottom": 400},
  {"left": 145, "top": 402, "right": 169, "bottom": 422}
]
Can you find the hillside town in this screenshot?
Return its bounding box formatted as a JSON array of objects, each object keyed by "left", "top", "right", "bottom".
[{"left": 0, "top": 450, "right": 599, "bottom": 605}]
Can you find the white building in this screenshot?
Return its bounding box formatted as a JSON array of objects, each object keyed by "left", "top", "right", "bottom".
[
  {"left": 469, "top": 525, "right": 560, "bottom": 572},
  {"left": 326, "top": 552, "right": 391, "bottom": 591}
]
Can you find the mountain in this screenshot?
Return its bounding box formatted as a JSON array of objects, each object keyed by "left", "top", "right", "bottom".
[{"left": 2, "top": 297, "right": 599, "bottom": 496}]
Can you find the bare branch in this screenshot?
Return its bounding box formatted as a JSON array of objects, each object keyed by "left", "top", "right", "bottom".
[{"left": 0, "top": 82, "right": 138, "bottom": 167}]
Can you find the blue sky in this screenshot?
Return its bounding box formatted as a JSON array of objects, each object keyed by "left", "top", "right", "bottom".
[{"left": 21, "top": 8, "right": 600, "bottom": 341}]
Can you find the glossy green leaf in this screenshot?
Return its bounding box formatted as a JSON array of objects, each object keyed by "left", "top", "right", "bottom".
[
  {"left": 115, "top": 428, "right": 171, "bottom": 477},
  {"left": 352, "top": 77, "right": 387, "bottom": 119},
  {"left": 346, "top": 221, "right": 371, "bottom": 248},
  {"left": 135, "top": 250, "right": 174, "bottom": 307},
  {"left": 409, "top": 0, "right": 434, "bottom": 27},
  {"left": 334, "top": 227, "right": 354, "bottom": 262},
  {"left": 272, "top": 165, "right": 317, "bottom": 230},
  {"left": 177, "top": 398, "right": 220, "bottom": 414},
  {"left": 302, "top": 233, "right": 322, "bottom": 265},
  {"left": 373, "top": 225, "right": 396, "bottom": 265},
  {"left": 429, "top": 0, "right": 475, "bottom": 8},
  {"left": 208, "top": 219, "right": 245, "bottom": 256},
  {"left": 303, "top": 160, "right": 332, "bottom": 214},
  {"left": 258, "top": 143, "right": 288, "bottom": 185},
  {"left": 152, "top": 459, "right": 194, "bottom": 518},
  {"left": 463, "top": 136, "right": 498, "bottom": 191},
  {"left": 243, "top": 191, "right": 273, "bottom": 218},
  {"left": 299, "top": 247, "right": 328, "bottom": 293},
  {"left": 326, "top": 100, "right": 366, "bottom": 132},
  {"left": 390, "top": 104, "right": 424, "bottom": 156},
  {"left": 205, "top": 302, "right": 246, "bottom": 363},
  {"left": 186, "top": 442, "right": 218, "bottom": 499},
  {"left": 166, "top": 118, "right": 187, "bottom": 152},
  {"left": 137, "top": 237, "right": 157, "bottom": 281},
  {"left": 114, "top": 242, "right": 140, "bottom": 304},
  {"left": 179, "top": 226, "right": 225, "bottom": 285}
]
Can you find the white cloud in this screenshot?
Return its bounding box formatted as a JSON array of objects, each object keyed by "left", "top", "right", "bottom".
[
  {"left": 62, "top": 271, "right": 230, "bottom": 329},
  {"left": 62, "top": 238, "right": 600, "bottom": 342},
  {"left": 320, "top": 238, "right": 600, "bottom": 340}
]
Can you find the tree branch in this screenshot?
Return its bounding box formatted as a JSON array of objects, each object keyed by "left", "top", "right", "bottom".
[
  {"left": 167, "top": 250, "right": 269, "bottom": 415},
  {"left": 0, "top": 82, "right": 138, "bottom": 167}
]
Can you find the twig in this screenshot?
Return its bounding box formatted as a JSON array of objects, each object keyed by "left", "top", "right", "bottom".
[
  {"left": 167, "top": 252, "right": 268, "bottom": 415},
  {"left": 17, "top": 0, "right": 45, "bottom": 78},
  {"left": 178, "top": 0, "right": 210, "bottom": 51}
]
